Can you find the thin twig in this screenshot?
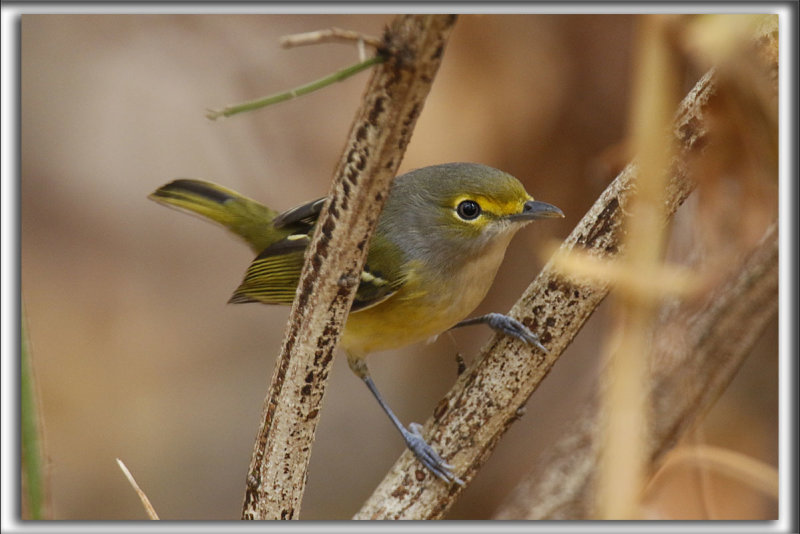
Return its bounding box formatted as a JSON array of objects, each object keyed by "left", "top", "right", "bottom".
[
  {"left": 206, "top": 55, "right": 385, "bottom": 120},
  {"left": 693, "top": 427, "right": 717, "bottom": 519},
  {"left": 116, "top": 458, "right": 159, "bottom": 520},
  {"left": 646, "top": 445, "right": 779, "bottom": 501},
  {"left": 280, "top": 27, "right": 382, "bottom": 50}
]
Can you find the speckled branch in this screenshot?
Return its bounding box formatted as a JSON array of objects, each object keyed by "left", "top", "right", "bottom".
[
  {"left": 240, "top": 14, "right": 458, "bottom": 520},
  {"left": 494, "top": 221, "right": 778, "bottom": 519}
]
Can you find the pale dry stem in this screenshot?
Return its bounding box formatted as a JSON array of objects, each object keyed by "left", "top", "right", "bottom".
[
  {"left": 280, "top": 27, "right": 382, "bottom": 51},
  {"left": 116, "top": 458, "right": 159, "bottom": 520}
]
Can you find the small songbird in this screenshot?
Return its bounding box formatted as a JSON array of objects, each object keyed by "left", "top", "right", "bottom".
[{"left": 149, "top": 162, "right": 563, "bottom": 484}]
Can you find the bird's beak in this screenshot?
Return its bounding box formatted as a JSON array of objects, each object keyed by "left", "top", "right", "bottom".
[{"left": 509, "top": 199, "right": 564, "bottom": 222}]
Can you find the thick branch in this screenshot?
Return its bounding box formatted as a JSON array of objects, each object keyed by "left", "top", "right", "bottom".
[
  {"left": 494, "top": 221, "right": 778, "bottom": 519},
  {"left": 241, "top": 15, "right": 457, "bottom": 520}
]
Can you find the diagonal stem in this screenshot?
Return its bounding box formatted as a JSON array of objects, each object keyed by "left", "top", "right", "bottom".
[{"left": 206, "top": 55, "right": 385, "bottom": 120}]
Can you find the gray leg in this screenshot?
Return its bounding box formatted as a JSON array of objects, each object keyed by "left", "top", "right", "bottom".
[
  {"left": 453, "top": 313, "right": 549, "bottom": 354},
  {"left": 348, "top": 354, "right": 464, "bottom": 485}
]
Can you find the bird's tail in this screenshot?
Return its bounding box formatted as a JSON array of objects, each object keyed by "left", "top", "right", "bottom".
[{"left": 149, "top": 179, "right": 279, "bottom": 253}]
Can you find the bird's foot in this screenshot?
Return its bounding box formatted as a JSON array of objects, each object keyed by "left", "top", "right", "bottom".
[
  {"left": 401, "top": 422, "right": 464, "bottom": 486},
  {"left": 455, "top": 313, "right": 549, "bottom": 353}
]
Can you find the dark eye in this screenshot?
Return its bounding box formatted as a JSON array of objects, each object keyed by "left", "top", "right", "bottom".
[{"left": 456, "top": 200, "right": 481, "bottom": 220}]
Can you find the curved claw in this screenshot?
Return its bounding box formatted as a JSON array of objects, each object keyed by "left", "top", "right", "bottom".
[
  {"left": 452, "top": 313, "right": 549, "bottom": 354},
  {"left": 403, "top": 423, "right": 464, "bottom": 486},
  {"left": 484, "top": 313, "right": 549, "bottom": 354}
]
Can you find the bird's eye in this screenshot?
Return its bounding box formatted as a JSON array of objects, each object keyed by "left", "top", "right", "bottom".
[{"left": 456, "top": 200, "right": 481, "bottom": 220}]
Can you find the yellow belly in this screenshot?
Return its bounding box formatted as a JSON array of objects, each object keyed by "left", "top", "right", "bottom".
[
  {"left": 341, "top": 284, "right": 467, "bottom": 357},
  {"left": 341, "top": 234, "right": 514, "bottom": 357}
]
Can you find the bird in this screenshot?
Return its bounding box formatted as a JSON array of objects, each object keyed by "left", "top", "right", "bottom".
[{"left": 149, "top": 162, "right": 564, "bottom": 484}]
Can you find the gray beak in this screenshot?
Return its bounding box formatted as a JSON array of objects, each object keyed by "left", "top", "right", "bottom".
[{"left": 510, "top": 199, "right": 564, "bottom": 221}]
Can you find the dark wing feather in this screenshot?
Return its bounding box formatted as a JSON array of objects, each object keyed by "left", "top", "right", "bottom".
[
  {"left": 350, "top": 232, "right": 406, "bottom": 311},
  {"left": 229, "top": 197, "right": 323, "bottom": 304},
  {"left": 272, "top": 197, "right": 326, "bottom": 229},
  {"left": 230, "top": 204, "right": 408, "bottom": 312},
  {"left": 350, "top": 267, "right": 398, "bottom": 311},
  {"left": 228, "top": 235, "right": 309, "bottom": 305}
]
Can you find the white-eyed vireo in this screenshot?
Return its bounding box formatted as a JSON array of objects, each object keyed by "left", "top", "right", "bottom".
[{"left": 150, "top": 162, "right": 563, "bottom": 485}]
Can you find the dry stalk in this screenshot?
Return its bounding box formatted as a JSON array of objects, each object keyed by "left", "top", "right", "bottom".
[
  {"left": 595, "top": 15, "right": 683, "bottom": 519},
  {"left": 645, "top": 445, "right": 779, "bottom": 501},
  {"left": 116, "top": 458, "right": 159, "bottom": 520}
]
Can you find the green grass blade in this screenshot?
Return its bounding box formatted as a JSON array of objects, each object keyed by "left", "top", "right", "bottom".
[{"left": 21, "top": 307, "right": 46, "bottom": 519}]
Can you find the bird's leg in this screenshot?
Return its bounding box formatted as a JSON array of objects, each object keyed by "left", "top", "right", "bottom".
[
  {"left": 347, "top": 354, "right": 464, "bottom": 486},
  {"left": 452, "top": 312, "right": 549, "bottom": 354}
]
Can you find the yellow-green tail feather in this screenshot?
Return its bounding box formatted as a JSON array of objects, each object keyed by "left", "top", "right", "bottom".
[{"left": 149, "top": 179, "right": 280, "bottom": 253}]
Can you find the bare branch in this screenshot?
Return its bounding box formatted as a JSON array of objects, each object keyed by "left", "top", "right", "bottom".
[
  {"left": 240, "top": 15, "right": 458, "bottom": 520},
  {"left": 494, "top": 221, "right": 778, "bottom": 519},
  {"left": 493, "top": 17, "right": 779, "bottom": 519}
]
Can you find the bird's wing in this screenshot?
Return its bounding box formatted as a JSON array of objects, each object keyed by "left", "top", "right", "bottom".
[
  {"left": 228, "top": 235, "right": 309, "bottom": 305},
  {"left": 231, "top": 201, "right": 407, "bottom": 311}
]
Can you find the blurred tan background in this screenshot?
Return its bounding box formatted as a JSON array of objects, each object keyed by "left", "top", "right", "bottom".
[{"left": 20, "top": 14, "right": 778, "bottom": 520}]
